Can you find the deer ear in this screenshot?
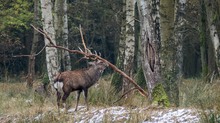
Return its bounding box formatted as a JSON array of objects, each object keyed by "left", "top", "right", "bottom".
[
  {"left": 96, "top": 60, "right": 102, "bottom": 63},
  {"left": 88, "top": 61, "right": 95, "bottom": 66}
]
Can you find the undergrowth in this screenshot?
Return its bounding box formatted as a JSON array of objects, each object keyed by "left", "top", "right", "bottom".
[
  {"left": 179, "top": 78, "right": 220, "bottom": 122},
  {"left": 1, "top": 76, "right": 220, "bottom": 122}
]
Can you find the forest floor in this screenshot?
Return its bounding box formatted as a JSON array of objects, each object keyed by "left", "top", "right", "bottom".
[
  {"left": 0, "top": 104, "right": 202, "bottom": 123},
  {"left": 0, "top": 76, "right": 219, "bottom": 123}
]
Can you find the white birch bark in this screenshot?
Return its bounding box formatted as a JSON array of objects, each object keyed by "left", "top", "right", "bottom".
[
  {"left": 174, "top": 0, "right": 186, "bottom": 78},
  {"left": 205, "top": 0, "right": 220, "bottom": 72},
  {"left": 137, "top": 0, "right": 161, "bottom": 99},
  {"left": 40, "top": 0, "right": 59, "bottom": 85},
  {"left": 172, "top": 0, "right": 186, "bottom": 106},
  {"left": 123, "top": 0, "right": 136, "bottom": 93},
  {"left": 54, "top": 0, "right": 71, "bottom": 71},
  {"left": 62, "top": 0, "right": 71, "bottom": 71}
]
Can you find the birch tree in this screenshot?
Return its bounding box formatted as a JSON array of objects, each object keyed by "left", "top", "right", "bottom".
[
  {"left": 122, "top": 0, "right": 136, "bottom": 93},
  {"left": 111, "top": 0, "right": 126, "bottom": 91},
  {"left": 174, "top": 0, "right": 186, "bottom": 78},
  {"left": 40, "top": 0, "right": 59, "bottom": 88},
  {"left": 172, "top": 0, "right": 186, "bottom": 105},
  {"left": 54, "top": 0, "right": 71, "bottom": 71},
  {"left": 137, "top": 0, "right": 162, "bottom": 99},
  {"left": 205, "top": 0, "right": 220, "bottom": 74}
]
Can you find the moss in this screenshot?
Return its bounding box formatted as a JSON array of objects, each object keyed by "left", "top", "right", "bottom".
[
  {"left": 152, "top": 83, "right": 170, "bottom": 107},
  {"left": 135, "top": 68, "right": 147, "bottom": 90},
  {"left": 42, "top": 74, "right": 49, "bottom": 85},
  {"left": 111, "top": 72, "right": 123, "bottom": 92}
]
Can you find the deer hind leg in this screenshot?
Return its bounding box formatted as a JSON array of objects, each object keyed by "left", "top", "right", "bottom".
[
  {"left": 62, "top": 92, "right": 70, "bottom": 112},
  {"left": 75, "top": 90, "right": 82, "bottom": 111},
  {"left": 83, "top": 89, "right": 89, "bottom": 111},
  {"left": 56, "top": 91, "right": 62, "bottom": 111}
]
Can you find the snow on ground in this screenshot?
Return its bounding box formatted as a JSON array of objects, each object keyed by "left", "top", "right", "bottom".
[
  {"left": 18, "top": 106, "right": 201, "bottom": 123},
  {"left": 61, "top": 106, "right": 200, "bottom": 123},
  {"left": 144, "top": 108, "right": 200, "bottom": 123},
  {"left": 67, "top": 106, "right": 130, "bottom": 123}
]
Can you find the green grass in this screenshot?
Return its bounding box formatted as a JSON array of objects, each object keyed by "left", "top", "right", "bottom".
[
  {"left": 179, "top": 78, "right": 220, "bottom": 123},
  {"left": 179, "top": 78, "right": 220, "bottom": 109}
]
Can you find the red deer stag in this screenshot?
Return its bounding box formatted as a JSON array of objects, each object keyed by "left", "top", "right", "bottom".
[{"left": 53, "top": 60, "right": 108, "bottom": 111}]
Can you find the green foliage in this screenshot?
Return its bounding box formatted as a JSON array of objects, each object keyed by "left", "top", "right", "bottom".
[
  {"left": 0, "top": 0, "right": 33, "bottom": 30},
  {"left": 152, "top": 83, "right": 170, "bottom": 107},
  {"left": 0, "top": 0, "right": 34, "bottom": 75}
]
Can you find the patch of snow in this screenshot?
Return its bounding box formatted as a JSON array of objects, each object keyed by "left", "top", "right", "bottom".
[
  {"left": 25, "top": 99, "right": 32, "bottom": 103},
  {"left": 34, "top": 114, "right": 44, "bottom": 121},
  {"left": 143, "top": 108, "right": 200, "bottom": 123},
  {"left": 73, "top": 106, "right": 130, "bottom": 123}
]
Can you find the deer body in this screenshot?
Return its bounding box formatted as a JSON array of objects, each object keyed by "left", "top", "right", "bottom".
[{"left": 54, "top": 60, "right": 107, "bottom": 111}]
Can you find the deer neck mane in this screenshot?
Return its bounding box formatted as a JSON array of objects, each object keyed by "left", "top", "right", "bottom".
[{"left": 85, "top": 66, "right": 101, "bottom": 82}]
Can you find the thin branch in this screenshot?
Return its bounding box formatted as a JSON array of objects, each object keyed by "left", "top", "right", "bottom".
[
  {"left": 13, "top": 45, "right": 46, "bottom": 58},
  {"left": 113, "top": 87, "right": 137, "bottom": 104},
  {"left": 79, "top": 25, "right": 87, "bottom": 53}
]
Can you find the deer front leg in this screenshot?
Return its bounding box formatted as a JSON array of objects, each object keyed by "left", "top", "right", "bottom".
[
  {"left": 75, "top": 90, "right": 82, "bottom": 111},
  {"left": 83, "top": 89, "right": 89, "bottom": 111}
]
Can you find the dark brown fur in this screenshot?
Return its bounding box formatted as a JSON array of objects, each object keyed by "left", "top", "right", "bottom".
[{"left": 54, "top": 60, "right": 107, "bottom": 111}]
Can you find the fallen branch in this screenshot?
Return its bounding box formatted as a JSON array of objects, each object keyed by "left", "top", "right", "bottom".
[{"left": 31, "top": 25, "right": 148, "bottom": 98}]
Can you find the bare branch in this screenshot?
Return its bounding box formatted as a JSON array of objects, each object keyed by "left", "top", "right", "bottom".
[
  {"left": 13, "top": 45, "right": 46, "bottom": 58},
  {"left": 79, "top": 25, "right": 87, "bottom": 53},
  {"left": 113, "top": 87, "right": 137, "bottom": 104}
]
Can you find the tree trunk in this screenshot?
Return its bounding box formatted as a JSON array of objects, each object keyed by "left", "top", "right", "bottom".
[
  {"left": 54, "top": 0, "right": 71, "bottom": 71},
  {"left": 40, "top": 0, "right": 59, "bottom": 89},
  {"left": 137, "top": 0, "right": 162, "bottom": 99},
  {"left": 122, "top": 0, "right": 136, "bottom": 94},
  {"left": 199, "top": 0, "right": 208, "bottom": 78},
  {"left": 171, "top": 0, "right": 186, "bottom": 106},
  {"left": 27, "top": 0, "right": 39, "bottom": 88},
  {"left": 111, "top": 0, "right": 126, "bottom": 91},
  {"left": 174, "top": 0, "right": 186, "bottom": 78},
  {"left": 205, "top": 0, "right": 220, "bottom": 74}
]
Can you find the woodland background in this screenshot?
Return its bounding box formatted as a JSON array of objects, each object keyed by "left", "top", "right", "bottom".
[{"left": 1, "top": 0, "right": 220, "bottom": 118}]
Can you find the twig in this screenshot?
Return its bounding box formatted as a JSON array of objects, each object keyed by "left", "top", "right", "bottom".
[
  {"left": 113, "top": 87, "right": 137, "bottom": 104},
  {"left": 13, "top": 45, "right": 46, "bottom": 58}
]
